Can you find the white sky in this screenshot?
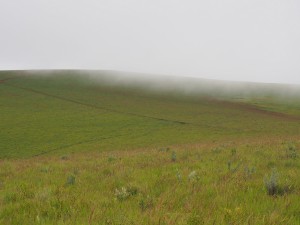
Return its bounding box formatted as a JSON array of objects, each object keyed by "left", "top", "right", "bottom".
[{"left": 0, "top": 0, "right": 300, "bottom": 84}]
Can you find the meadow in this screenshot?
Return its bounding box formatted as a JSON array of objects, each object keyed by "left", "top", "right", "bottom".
[{"left": 0, "top": 70, "right": 300, "bottom": 224}]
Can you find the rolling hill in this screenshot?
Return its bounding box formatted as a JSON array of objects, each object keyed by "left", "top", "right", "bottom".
[{"left": 0, "top": 70, "right": 299, "bottom": 224}]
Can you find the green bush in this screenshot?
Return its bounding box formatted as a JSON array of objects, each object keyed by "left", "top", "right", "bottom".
[{"left": 264, "top": 169, "right": 280, "bottom": 196}]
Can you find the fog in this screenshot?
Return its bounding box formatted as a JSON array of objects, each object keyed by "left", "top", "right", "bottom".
[
  {"left": 1, "top": 0, "right": 300, "bottom": 84},
  {"left": 19, "top": 69, "right": 300, "bottom": 100},
  {"left": 85, "top": 70, "right": 300, "bottom": 98}
]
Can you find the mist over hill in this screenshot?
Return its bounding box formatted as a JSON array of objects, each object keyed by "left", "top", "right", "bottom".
[{"left": 16, "top": 69, "right": 300, "bottom": 100}]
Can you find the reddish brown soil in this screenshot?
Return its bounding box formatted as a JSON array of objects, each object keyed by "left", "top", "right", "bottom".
[
  {"left": 206, "top": 97, "right": 300, "bottom": 121},
  {"left": 0, "top": 78, "right": 14, "bottom": 83}
]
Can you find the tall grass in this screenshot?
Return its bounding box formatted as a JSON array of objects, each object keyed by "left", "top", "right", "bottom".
[{"left": 0, "top": 139, "right": 299, "bottom": 224}]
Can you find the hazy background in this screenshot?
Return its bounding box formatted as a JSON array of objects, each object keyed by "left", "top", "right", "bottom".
[{"left": 0, "top": 0, "right": 300, "bottom": 84}]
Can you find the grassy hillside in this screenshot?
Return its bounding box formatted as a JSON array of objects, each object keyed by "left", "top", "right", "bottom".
[
  {"left": 1, "top": 71, "right": 299, "bottom": 158},
  {"left": 0, "top": 70, "right": 300, "bottom": 224}
]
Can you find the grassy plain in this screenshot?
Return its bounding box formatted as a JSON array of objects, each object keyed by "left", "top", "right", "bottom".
[{"left": 0, "top": 70, "right": 300, "bottom": 224}]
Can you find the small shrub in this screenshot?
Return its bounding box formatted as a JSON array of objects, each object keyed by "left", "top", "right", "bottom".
[
  {"left": 73, "top": 168, "right": 79, "bottom": 175},
  {"left": 114, "top": 185, "right": 138, "bottom": 201},
  {"left": 267, "top": 161, "right": 276, "bottom": 168},
  {"left": 115, "top": 187, "right": 130, "bottom": 201},
  {"left": 103, "top": 169, "right": 113, "bottom": 177},
  {"left": 212, "top": 147, "right": 222, "bottom": 154},
  {"left": 127, "top": 185, "right": 138, "bottom": 196},
  {"left": 244, "top": 166, "right": 256, "bottom": 178},
  {"left": 188, "top": 171, "right": 200, "bottom": 182},
  {"left": 35, "top": 188, "right": 52, "bottom": 201},
  {"left": 264, "top": 169, "right": 294, "bottom": 196},
  {"left": 40, "top": 166, "right": 50, "bottom": 173},
  {"left": 66, "top": 175, "right": 76, "bottom": 186},
  {"left": 264, "top": 169, "right": 279, "bottom": 196},
  {"left": 60, "top": 155, "right": 69, "bottom": 160},
  {"left": 227, "top": 161, "right": 232, "bottom": 171},
  {"left": 171, "top": 151, "right": 177, "bottom": 162},
  {"left": 286, "top": 144, "right": 297, "bottom": 159},
  {"left": 139, "top": 195, "right": 153, "bottom": 211},
  {"left": 176, "top": 169, "right": 182, "bottom": 182},
  {"left": 108, "top": 156, "right": 116, "bottom": 162},
  {"left": 227, "top": 161, "right": 240, "bottom": 173},
  {"left": 231, "top": 148, "right": 237, "bottom": 156}
]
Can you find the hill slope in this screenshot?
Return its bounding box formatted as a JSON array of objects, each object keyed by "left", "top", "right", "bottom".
[
  {"left": 1, "top": 70, "right": 300, "bottom": 158},
  {"left": 1, "top": 70, "right": 300, "bottom": 224}
]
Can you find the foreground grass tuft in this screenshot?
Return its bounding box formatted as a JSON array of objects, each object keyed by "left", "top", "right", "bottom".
[{"left": 264, "top": 169, "right": 280, "bottom": 196}]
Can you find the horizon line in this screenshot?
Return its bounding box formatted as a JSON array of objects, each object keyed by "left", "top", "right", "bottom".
[{"left": 0, "top": 68, "right": 299, "bottom": 86}]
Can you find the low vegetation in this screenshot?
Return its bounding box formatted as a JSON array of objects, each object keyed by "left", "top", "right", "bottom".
[
  {"left": 0, "top": 71, "right": 300, "bottom": 224},
  {"left": 0, "top": 139, "right": 299, "bottom": 224}
]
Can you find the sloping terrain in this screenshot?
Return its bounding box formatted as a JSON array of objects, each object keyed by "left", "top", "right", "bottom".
[
  {"left": 0, "top": 70, "right": 300, "bottom": 224},
  {"left": 0, "top": 71, "right": 299, "bottom": 158}
]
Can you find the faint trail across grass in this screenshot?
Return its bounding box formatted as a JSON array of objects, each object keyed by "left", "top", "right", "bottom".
[
  {"left": 31, "top": 125, "right": 160, "bottom": 157},
  {"left": 4, "top": 82, "right": 188, "bottom": 125},
  {"left": 4, "top": 80, "right": 288, "bottom": 135}
]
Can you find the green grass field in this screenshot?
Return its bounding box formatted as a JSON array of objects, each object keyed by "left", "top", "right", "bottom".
[{"left": 0, "top": 70, "right": 300, "bottom": 224}]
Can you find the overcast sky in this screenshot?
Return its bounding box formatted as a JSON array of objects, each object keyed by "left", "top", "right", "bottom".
[{"left": 0, "top": 0, "right": 300, "bottom": 84}]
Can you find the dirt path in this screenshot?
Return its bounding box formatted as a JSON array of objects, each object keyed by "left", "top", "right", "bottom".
[
  {"left": 4, "top": 82, "right": 189, "bottom": 125},
  {"left": 0, "top": 78, "right": 16, "bottom": 83},
  {"left": 206, "top": 97, "right": 300, "bottom": 121}
]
